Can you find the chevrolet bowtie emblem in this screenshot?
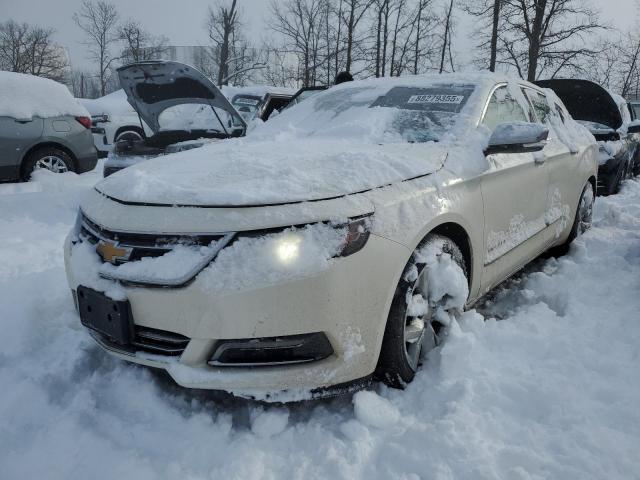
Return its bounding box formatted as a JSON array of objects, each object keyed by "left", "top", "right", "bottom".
[{"left": 96, "top": 240, "right": 132, "bottom": 264}]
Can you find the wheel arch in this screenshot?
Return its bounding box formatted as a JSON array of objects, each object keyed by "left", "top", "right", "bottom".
[{"left": 20, "top": 141, "right": 78, "bottom": 176}]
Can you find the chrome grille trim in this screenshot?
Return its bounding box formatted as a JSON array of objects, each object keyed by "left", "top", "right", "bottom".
[{"left": 78, "top": 211, "right": 235, "bottom": 287}]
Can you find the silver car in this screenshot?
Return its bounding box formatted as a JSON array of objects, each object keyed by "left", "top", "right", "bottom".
[{"left": 0, "top": 72, "right": 97, "bottom": 181}]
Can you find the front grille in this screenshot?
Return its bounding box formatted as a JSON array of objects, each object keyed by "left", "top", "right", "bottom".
[
  {"left": 79, "top": 212, "right": 228, "bottom": 265},
  {"left": 133, "top": 326, "right": 190, "bottom": 356}
]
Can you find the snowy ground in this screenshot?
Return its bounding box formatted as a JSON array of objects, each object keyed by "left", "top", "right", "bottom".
[{"left": 1, "top": 168, "right": 639, "bottom": 480}]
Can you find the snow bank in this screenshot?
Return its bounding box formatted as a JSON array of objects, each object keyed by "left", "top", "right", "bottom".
[
  {"left": 0, "top": 71, "right": 89, "bottom": 119},
  {"left": 2, "top": 125, "right": 640, "bottom": 480}
]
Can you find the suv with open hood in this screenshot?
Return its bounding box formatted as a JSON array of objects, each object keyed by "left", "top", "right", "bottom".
[
  {"left": 102, "top": 61, "right": 246, "bottom": 177},
  {"left": 536, "top": 79, "right": 640, "bottom": 195}
]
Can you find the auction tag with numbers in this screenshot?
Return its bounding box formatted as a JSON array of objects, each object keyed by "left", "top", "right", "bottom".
[{"left": 407, "top": 94, "right": 464, "bottom": 105}]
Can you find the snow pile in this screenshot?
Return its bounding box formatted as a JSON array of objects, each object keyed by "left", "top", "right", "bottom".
[{"left": 0, "top": 71, "right": 89, "bottom": 119}]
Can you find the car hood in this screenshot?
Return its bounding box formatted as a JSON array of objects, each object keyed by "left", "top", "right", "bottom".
[
  {"left": 117, "top": 60, "right": 246, "bottom": 134},
  {"left": 95, "top": 138, "right": 448, "bottom": 207},
  {"left": 534, "top": 79, "right": 623, "bottom": 130}
]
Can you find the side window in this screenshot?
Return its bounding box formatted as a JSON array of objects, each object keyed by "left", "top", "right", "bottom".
[
  {"left": 524, "top": 88, "right": 552, "bottom": 124},
  {"left": 482, "top": 86, "right": 528, "bottom": 131}
]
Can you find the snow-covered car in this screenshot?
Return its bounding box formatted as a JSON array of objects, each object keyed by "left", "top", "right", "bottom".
[
  {"left": 79, "top": 90, "right": 151, "bottom": 159},
  {"left": 536, "top": 79, "right": 640, "bottom": 195},
  {"left": 65, "top": 73, "right": 598, "bottom": 398},
  {"left": 284, "top": 85, "right": 328, "bottom": 110},
  {"left": 0, "top": 72, "right": 97, "bottom": 181},
  {"left": 102, "top": 61, "right": 246, "bottom": 177}
]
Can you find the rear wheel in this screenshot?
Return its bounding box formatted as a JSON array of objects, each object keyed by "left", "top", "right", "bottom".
[
  {"left": 22, "top": 147, "right": 74, "bottom": 180},
  {"left": 375, "top": 235, "right": 468, "bottom": 388},
  {"left": 114, "top": 128, "right": 144, "bottom": 143}
]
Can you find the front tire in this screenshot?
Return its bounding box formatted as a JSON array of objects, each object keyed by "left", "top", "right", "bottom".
[
  {"left": 21, "top": 147, "right": 75, "bottom": 180},
  {"left": 375, "top": 235, "right": 468, "bottom": 389}
]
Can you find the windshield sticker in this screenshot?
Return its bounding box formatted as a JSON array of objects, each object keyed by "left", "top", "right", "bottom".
[
  {"left": 370, "top": 86, "right": 474, "bottom": 113},
  {"left": 407, "top": 94, "right": 464, "bottom": 105}
]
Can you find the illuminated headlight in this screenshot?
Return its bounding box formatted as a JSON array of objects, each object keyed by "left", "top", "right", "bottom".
[
  {"left": 272, "top": 215, "right": 371, "bottom": 265},
  {"left": 275, "top": 234, "right": 303, "bottom": 264}
]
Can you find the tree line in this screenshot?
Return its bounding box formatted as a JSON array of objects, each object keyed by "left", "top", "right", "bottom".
[{"left": 1, "top": 0, "right": 638, "bottom": 99}]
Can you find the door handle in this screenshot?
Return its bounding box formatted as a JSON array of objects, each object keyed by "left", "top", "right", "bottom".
[{"left": 14, "top": 119, "right": 33, "bottom": 124}]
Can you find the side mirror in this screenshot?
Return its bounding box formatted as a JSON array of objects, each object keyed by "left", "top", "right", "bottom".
[{"left": 485, "top": 122, "right": 549, "bottom": 155}]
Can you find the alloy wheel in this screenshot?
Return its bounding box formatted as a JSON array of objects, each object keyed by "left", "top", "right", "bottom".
[
  {"left": 34, "top": 155, "right": 69, "bottom": 173},
  {"left": 403, "top": 267, "right": 439, "bottom": 371}
]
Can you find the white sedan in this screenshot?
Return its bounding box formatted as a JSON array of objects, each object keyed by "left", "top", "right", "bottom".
[{"left": 64, "top": 73, "right": 597, "bottom": 399}]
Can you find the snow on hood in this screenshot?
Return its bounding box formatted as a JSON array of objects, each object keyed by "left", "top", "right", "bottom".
[
  {"left": 0, "top": 71, "right": 89, "bottom": 120},
  {"left": 96, "top": 138, "right": 448, "bottom": 206}
]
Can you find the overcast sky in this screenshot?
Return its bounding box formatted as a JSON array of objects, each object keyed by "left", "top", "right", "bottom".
[{"left": 1, "top": 0, "right": 637, "bottom": 72}]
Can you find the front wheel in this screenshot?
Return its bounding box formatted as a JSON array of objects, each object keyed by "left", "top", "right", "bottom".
[
  {"left": 568, "top": 182, "right": 595, "bottom": 243},
  {"left": 375, "top": 235, "right": 468, "bottom": 388}
]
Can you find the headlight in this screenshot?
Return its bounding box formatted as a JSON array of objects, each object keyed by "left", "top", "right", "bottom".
[{"left": 335, "top": 216, "right": 371, "bottom": 257}]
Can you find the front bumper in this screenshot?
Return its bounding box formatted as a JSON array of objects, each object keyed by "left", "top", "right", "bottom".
[{"left": 64, "top": 232, "right": 409, "bottom": 397}]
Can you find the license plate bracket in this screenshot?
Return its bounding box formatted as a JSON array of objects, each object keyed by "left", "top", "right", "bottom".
[{"left": 77, "top": 286, "right": 133, "bottom": 345}]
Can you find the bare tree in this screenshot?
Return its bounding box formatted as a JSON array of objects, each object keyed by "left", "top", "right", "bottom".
[
  {"left": 270, "top": 0, "right": 329, "bottom": 86},
  {"left": 73, "top": 0, "right": 120, "bottom": 95},
  {"left": 438, "top": 0, "right": 455, "bottom": 73},
  {"left": 119, "top": 19, "right": 168, "bottom": 63},
  {"left": 499, "top": 0, "right": 603, "bottom": 81},
  {"left": 206, "top": 0, "right": 238, "bottom": 86},
  {"left": 462, "top": 0, "right": 502, "bottom": 71},
  {"left": 0, "top": 20, "right": 69, "bottom": 81},
  {"left": 340, "top": 0, "right": 374, "bottom": 72}
]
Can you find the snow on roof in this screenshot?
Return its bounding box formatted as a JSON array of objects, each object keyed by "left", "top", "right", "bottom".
[
  {"left": 0, "top": 71, "right": 88, "bottom": 120},
  {"left": 78, "top": 89, "right": 135, "bottom": 117}
]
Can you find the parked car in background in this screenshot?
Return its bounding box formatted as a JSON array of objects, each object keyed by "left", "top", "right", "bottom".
[
  {"left": 0, "top": 71, "right": 97, "bottom": 181},
  {"left": 79, "top": 90, "right": 151, "bottom": 158},
  {"left": 284, "top": 86, "right": 328, "bottom": 110},
  {"left": 102, "top": 61, "right": 246, "bottom": 177},
  {"left": 536, "top": 79, "right": 640, "bottom": 195},
  {"left": 65, "top": 73, "right": 597, "bottom": 397},
  {"left": 230, "top": 91, "right": 293, "bottom": 123}
]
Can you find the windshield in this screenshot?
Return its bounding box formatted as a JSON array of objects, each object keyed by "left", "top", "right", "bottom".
[
  {"left": 232, "top": 95, "right": 262, "bottom": 123},
  {"left": 265, "top": 82, "right": 476, "bottom": 143}
]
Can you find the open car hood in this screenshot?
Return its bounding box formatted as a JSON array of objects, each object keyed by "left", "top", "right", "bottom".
[
  {"left": 117, "top": 61, "right": 246, "bottom": 135},
  {"left": 95, "top": 139, "right": 448, "bottom": 207},
  {"left": 535, "top": 79, "right": 623, "bottom": 130}
]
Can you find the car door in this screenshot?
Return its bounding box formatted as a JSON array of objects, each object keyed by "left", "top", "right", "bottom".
[
  {"left": 521, "top": 87, "right": 576, "bottom": 241},
  {"left": 0, "top": 116, "right": 44, "bottom": 180},
  {"left": 479, "top": 84, "right": 550, "bottom": 294}
]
